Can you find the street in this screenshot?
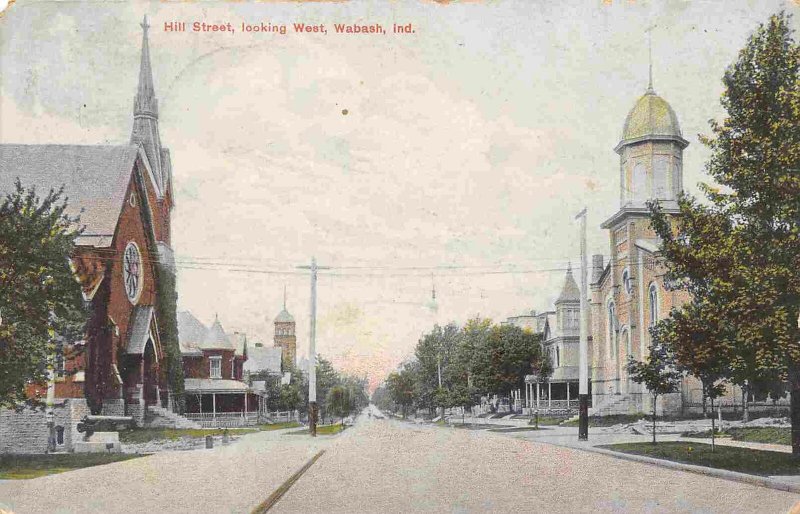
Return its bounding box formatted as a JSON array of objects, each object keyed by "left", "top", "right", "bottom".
[
  {"left": 1, "top": 411, "right": 799, "bottom": 513},
  {"left": 272, "top": 414, "right": 799, "bottom": 513}
]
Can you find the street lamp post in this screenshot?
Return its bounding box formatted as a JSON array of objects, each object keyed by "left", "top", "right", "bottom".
[{"left": 575, "top": 208, "right": 589, "bottom": 441}]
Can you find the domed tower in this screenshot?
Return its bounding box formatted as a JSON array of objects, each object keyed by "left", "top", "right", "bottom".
[
  {"left": 613, "top": 80, "right": 688, "bottom": 210},
  {"left": 273, "top": 288, "right": 296, "bottom": 370}
]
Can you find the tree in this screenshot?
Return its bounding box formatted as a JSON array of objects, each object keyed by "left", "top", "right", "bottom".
[
  {"left": 0, "top": 180, "right": 87, "bottom": 408},
  {"left": 316, "top": 356, "right": 340, "bottom": 424},
  {"left": 471, "top": 323, "right": 549, "bottom": 408},
  {"left": 625, "top": 338, "right": 681, "bottom": 444},
  {"left": 650, "top": 12, "right": 800, "bottom": 454},
  {"left": 386, "top": 362, "right": 416, "bottom": 418},
  {"left": 326, "top": 385, "right": 350, "bottom": 426}
]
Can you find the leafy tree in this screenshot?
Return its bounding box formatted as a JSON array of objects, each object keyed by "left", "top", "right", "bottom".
[
  {"left": 650, "top": 12, "right": 800, "bottom": 454},
  {"left": 471, "top": 323, "right": 548, "bottom": 407},
  {"left": 626, "top": 338, "right": 681, "bottom": 444},
  {"left": 326, "top": 385, "right": 350, "bottom": 426},
  {"left": 0, "top": 180, "right": 87, "bottom": 408},
  {"left": 316, "top": 356, "right": 339, "bottom": 423},
  {"left": 414, "top": 323, "right": 461, "bottom": 415},
  {"left": 386, "top": 362, "right": 416, "bottom": 417}
]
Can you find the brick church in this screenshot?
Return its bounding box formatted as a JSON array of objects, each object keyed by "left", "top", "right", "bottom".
[{"left": 0, "top": 16, "right": 178, "bottom": 428}]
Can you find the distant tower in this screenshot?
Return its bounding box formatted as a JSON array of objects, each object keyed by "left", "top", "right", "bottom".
[{"left": 273, "top": 287, "right": 296, "bottom": 370}]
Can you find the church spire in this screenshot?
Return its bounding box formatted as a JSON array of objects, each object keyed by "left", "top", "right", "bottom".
[
  {"left": 283, "top": 285, "right": 287, "bottom": 309},
  {"left": 134, "top": 15, "right": 158, "bottom": 117},
  {"left": 131, "top": 14, "right": 164, "bottom": 189}
]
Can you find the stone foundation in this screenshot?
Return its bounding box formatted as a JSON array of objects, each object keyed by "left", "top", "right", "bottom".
[
  {"left": 0, "top": 398, "right": 89, "bottom": 454},
  {"left": 102, "top": 399, "right": 126, "bottom": 417}
]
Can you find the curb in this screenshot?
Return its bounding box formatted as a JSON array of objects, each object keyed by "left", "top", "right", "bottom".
[
  {"left": 251, "top": 449, "right": 326, "bottom": 513},
  {"left": 575, "top": 445, "right": 800, "bottom": 495}
]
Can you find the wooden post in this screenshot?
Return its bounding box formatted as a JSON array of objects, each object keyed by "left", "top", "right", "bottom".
[
  {"left": 212, "top": 393, "right": 216, "bottom": 422},
  {"left": 548, "top": 382, "right": 552, "bottom": 409}
]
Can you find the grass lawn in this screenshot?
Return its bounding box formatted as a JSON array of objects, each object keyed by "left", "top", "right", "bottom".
[
  {"left": 256, "top": 421, "right": 301, "bottom": 431},
  {"left": 562, "top": 414, "right": 647, "bottom": 427},
  {"left": 531, "top": 416, "right": 568, "bottom": 426},
  {"left": 683, "top": 427, "right": 790, "bottom": 446},
  {"left": 118, "top": 427, "right": 257, "bottom": 443},
  {"left": 285, "top": 424, "right": 347, "bottom": 436},
  {"left": 0, "top": 453, "right": 143, "bottom": 479},
  {"left": 600, "top": 442, "right": 800, "bottom": 476}
]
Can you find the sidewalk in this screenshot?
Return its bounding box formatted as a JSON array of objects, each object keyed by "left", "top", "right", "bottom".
[{"left": 0, "top": 427, "right": 332, "bottom": 514}]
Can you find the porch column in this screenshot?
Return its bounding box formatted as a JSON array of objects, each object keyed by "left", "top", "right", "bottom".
[
  {"left": 548, "top": 382, "right": 552, "bottom": 409},
  {"left": 566, "top": 382, "right": 571, "bottom": 407},
  {"left": 212, "top": 393, "right": 217, "bottom": 420},
  {"left": 535, "top": 382, "right": 540, "bottom": 411},
  {"left": 244, "top": 393, "right": 248, "bottom": 416}
]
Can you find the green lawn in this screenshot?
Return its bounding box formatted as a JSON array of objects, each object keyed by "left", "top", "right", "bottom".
[
  {"left": 118, "top": 427, "right": 258, "bottom": 443},
  {"left": 562, "top": 414, "right": 647, "bottom": 427},
  {"left": 531, "top": 416, "right": 569, "bottom": 426},
  {"left": 600, "top": 442, "right": 800, "bottom": 476},
  {"left": 682, "top": 426, "right": 790, "bottom": 446},
  {"left": 0, "top": 453, "right": 143, "bottom": 480},
  {"left": 256, "top": 421, "right": 301, "bottom": 431},
  {"left": 285, "top": 424, "right": 347, "bottom": 436}
]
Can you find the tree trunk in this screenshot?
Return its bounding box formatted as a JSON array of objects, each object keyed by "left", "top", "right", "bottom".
[
  {"left": 741, "top": 385, "right": 749, "bottom": 423},
  {"left": 652, "top": 394, "right": 657, "bottom": 445},
  {"left": 790, "top": 364, "right": 800, "bottom": 457},
  {"left": 710, "top": 395, "right": 716, "bottom": 452}
]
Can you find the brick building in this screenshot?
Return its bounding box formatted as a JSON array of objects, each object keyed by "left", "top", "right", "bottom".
[
  {"left": 273, "top": 291, "right": 297, "bottom": 370},
  {"left": 588, "top": 79, "right": 739, "bottom": 416},
  {"left": 0, "top": 17, "right": 178, "bottom": 440}
]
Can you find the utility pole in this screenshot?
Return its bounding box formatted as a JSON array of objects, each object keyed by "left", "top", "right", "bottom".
[
  {"left": 297, "top": 257, "right": 329, "bottom": 437},
  {"left": 575, "top": 208, "right": 589, "bottom": 441}
]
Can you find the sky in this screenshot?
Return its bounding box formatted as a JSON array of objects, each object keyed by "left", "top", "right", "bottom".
[{"left": 2, "top": 0, "right": 798, "bottom": 390}]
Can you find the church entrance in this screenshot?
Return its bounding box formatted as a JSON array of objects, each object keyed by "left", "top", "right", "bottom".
[{"left": 142, "top": 338, "right": 158, "bottom": 406}]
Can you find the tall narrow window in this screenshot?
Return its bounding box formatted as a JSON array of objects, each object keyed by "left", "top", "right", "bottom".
[
  {"left": 649, "top": 283, "right": 659, "bottom": 327},
  {"left": 653, "top": 157, "right": 669, "bottom": 199},
  {"left": 607, "top": 301, "right": 617, "bottom": 358},
  {"left": 210, "top": 356, "right": 222, "bottom": 379}
]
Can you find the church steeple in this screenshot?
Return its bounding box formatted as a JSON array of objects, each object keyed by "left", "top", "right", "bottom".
[{"left": 131, "top": 15, "right": 165, "bottom": 190}]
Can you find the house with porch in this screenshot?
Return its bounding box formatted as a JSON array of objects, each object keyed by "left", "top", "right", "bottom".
[
  {"left": 523, "top": 265, "right": 593, "bottom": 415},
  {"left": 177, "top": 311, "right": 257, "bottom": 427}
]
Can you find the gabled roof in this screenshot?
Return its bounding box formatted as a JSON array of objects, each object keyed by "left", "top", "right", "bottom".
[
  {"left": 126, "top": 305, "right": 155, "bottom": 355},
  {"left": 0, "top": 144, "right": 142, "bottom": 247},
  {"left": 243, "top": 346, "right": 283, "bottom": 375},
  {"left": 177, "top": 311, "right": 206, "bottom": 356}
]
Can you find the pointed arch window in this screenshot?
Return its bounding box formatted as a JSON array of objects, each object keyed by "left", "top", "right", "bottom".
[{"left": 648, "top": 283, "right": 659, "bottom": 327}]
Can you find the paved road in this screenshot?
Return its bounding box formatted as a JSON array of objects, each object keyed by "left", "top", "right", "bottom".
[
  {"left": 273, "top": 414, "right": 800, "bottom": 514},
  {"left": 0, "top": 427, "right": 331, "bottom": 514},
  {"left": 1, "top": 413, "right": 798, "bottom": 513}
]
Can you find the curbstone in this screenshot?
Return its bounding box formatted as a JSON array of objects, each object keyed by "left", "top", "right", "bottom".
[{"left": 575, "top": 444, "right": 800, "bottom": 495}]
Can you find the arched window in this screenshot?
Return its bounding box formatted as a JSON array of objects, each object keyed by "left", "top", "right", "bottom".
[
  {"left": 607, "top": 301, "right": 617, "bottom": 358},
  {"left": 622, "top": 268, "right": 632, "bottom": 295},
  {"left": 648, "top": 283, "right": 659, "bottom": 327}
]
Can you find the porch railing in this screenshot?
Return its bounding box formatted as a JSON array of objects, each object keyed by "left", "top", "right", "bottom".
[{"left": 184, "top": 411, "right": 259, "bottom": 428}]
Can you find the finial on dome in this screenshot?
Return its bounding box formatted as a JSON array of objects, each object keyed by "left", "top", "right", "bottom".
[{"left": 646, "top": 25, "right": 655, "bottom": 94}]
